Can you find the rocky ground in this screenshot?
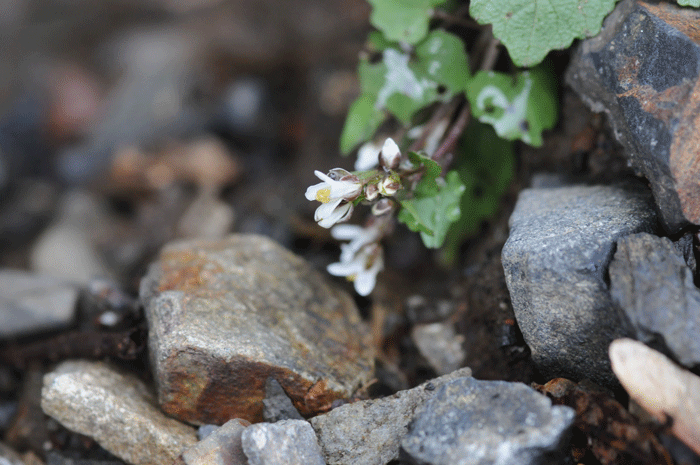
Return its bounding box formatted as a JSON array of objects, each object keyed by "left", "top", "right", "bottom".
[{"left": 2, "top": 0, "right": 700, "bottom": 464}]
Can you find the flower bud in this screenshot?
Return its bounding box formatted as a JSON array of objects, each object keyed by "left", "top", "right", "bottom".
[
  {"left": 380, "top": 175, "right": 400, "bottom": 196},
  {"left": 380, "top": 138, "right": 401, "bottom": 170},
  {"left": 365, "top": 183, "right": 379, "bottom": 201},
  {"left": 372, "top": 198, "right": 394, "bottom": 216}
]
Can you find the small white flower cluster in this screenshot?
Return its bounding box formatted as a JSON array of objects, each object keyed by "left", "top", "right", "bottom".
[{"left": 306, "top": 137, "right": 403, "bottom": 296}]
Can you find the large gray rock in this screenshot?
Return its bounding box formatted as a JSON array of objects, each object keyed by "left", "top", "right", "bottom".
[
  {"left": 241, "top": 420, "right": 325, "bottom": 465},
  {"left": 610, "top": 233, "right": 700, "bottom": 368},
  {"left": 502, "top": 184, "right": 657, "bottom": 386},
  {"left": 0, "top": 269, "right": 78, "bottom": 338},
  {"left": 41, "top": 360, "right": 197, "bottom": 465},
  {"left": 140, "top": 234, "right": 374, "bottom": 425},
  {"left": 400, "top": 378, "right": 575, "bottom": 465},
  {"left": 310, "top": 367, "right": 472, "bottom": 465},
  {"left": 566, "top": 0, "right": 700, "bottom": 232}
]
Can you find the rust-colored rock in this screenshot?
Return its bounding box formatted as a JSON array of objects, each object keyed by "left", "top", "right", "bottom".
[
  {"left": 140, "top": 234, "right": 374, "bottom": 425},
  {"left": 567, "top": 0, "right": 700, "bottom": 232}
]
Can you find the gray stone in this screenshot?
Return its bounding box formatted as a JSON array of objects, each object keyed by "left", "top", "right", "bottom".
[
  {"left": 241, "top": 420, "right": 325, "bottom": 465},
  {"left": 501, "top": 183, "right": 657, "bottom": 386},
  {"left": 674, "top": 231, "right": 696, "bottom": 274},
  {"left": 610, "top": 233, "right": 700, "bottom": 368},
  {"left": 0, "top": 269, "right": 78, "bottom": 338},
  {"left": 566, "top": 0, "right": 700, "bottom": 232},
  {"left": 0, "top": 442, "right": 24, "bottom": 465},
  {"left": 400, "top": 378, "right": 575, "bottom": 465},
  {"left": 310, "top": 367, "right": 472, "bottom": 465},
  {"left": 41, "top": 360, "right": 197, "bottom": 465},
  {"left": 262, "top": 377, "right": 304, "bottom": 422},
  {"left": 183, "top": 418, "right": 250, "bottom": 465},
  {"left": 140, "top": 234, "right": 374, "bottom": 425},
  {"left": 411, "top": 323, "right": 465, "bottom": 376}
]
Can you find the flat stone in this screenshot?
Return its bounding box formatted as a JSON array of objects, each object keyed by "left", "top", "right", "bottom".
[
  {"left": 0, "top": 269, "right": 78, "bottom": 338},
  {"left": 610, "top": 338, "right": 700, "bottom": 456},
  {"left": 182, "top": 418, "right": 250, "bottom": 465},
  {"left": 610, "top": 233, "right": 700, "bottom": 368},
  {"left": 501, "top": 184, "right": 657, "bottom": 386},
  {"left": 400, "top": 378, "right": 575, "bottom": 465},
  {"left": 241, "top": 420, "right": 324, "bottom": 465},
  {"left": 566, "top": 0, "right": 700, "bottom": 232},
  {"left": 140, "top": 234, "right": 374, "bottom": 424},
  {"left": 41, "top": 360, "right": 197, "bottom": 465},
  {"left": 411, "top": 322, "right": 465, "bottom": 376},
  {"left": 310, "top": 367, "right": 472, "bottom": 465}
]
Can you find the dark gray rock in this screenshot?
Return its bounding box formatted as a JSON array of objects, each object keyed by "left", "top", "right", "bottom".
[
  {"left": 140, "top": 234, "right": 374, "bottom": 425},
  {"left": 241, "top": 420, "right": 325, "bottom": 465},
  {"left": 183, "top": 418, "right": 250, "bottom": 465},
  {"left": 501, "top": 184, "right": 657, "bottom": 386},
  {"left": 566, "top": 0, "right": 700, "bottom": 232},
  {"left": 0, "top": 269, "right": 79, "bottom": 338},
  {"left": 310, "top": 367, "right": 472, "bottom": 465},
  {"left": 41, "top": 360, "right": 197, "bottom": 465},
  {"left": 674, "top": 231, "right": 696, "bottom": 274},
  {"left": 400, "top": 378, "right": 575, "bottom": 465},
  {"left": 610, "top": 233, "right": 700, "bottom": 368},
  {"left": 262, "top": 377, "right": 304, "bottom": 422}
]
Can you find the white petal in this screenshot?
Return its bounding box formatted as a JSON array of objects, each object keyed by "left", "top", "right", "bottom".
[
  {"left": 317, "top": 202, "right": 352, "bottom": 228},
  {"left": 305, "top": 181, "right": 328, "bottom": 201},
  {"left": 314, "top": 198, "right": 342, "bottom": 222},
  {"left": 328, "top": 180, "right": 361, "bottom": 200},
  {"left": 314, "top": 170, "right": 334, "bottom": 182},
  {"left": 330, "top": 224, "right": 364, "bottom": 240},
  {"left": 380, "top": 138, "right": 401, "bottom": 167},
  {"left": 327, "top": 258, "right": 361, "bottom": 277},
  {"left": 355, "top": 142, "right": 381, "bottom": 171},
  {"left": 354, "top": 270, "right": 377, "bottom": 296}
]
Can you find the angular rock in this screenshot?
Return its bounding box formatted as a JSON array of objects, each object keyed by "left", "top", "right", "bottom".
[
  {"left": 610, "top": 233, "right": 700, "bottom": 368},
  {"left": 566, "top": 0, "right": 700, "bottom": 232},
  {"left": 183, "top": 418, "right": 250, "bottom": 465},
  {"left": 140, "top": 234, "right": 374, "bottom": 424},
  {"left": 0, "top": 269, "right": 78, "bottom": 338},
  {"left": 310, "top": 367, "right": 472, "bottom": 465},
  {"left": 501, "top": 184, "right": 657, "bottom": 386},
  {"left": 241, "top": 420, "right": 324, "bottom": 465},
  {"left": 610, "top": 338, "right": 700, "bottom": 455},
  {"left": 41, "top": 360, "right": 197, "bottom": 465},
  {"left": 400, "top": 378, "right": 575, "bottom": 465},
  {"left": 411, "top": 322, "right": 465, "bottom": 376},
  {"left": 262, "top": 378, "right": 304, "bottom": 423}
]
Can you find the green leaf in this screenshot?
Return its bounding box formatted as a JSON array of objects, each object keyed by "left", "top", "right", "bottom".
[
  {"left": 678, "top": 0, "right": 700, "bottom": 6},
  {"left": 469, "top": 0, "right": 617, "bottom": 67},
  {"left": 414, "top": 30, "right": 471, "bottom": 93},
  {"left": 398, "top": 170, "right": 466, "bottom": 248},
  {"left": 340, "top": 94, "right": 387, "bottom": 154},
  {"left": 466, "top": 64, "right": 557, "bottom": 146},
  {"left": 360, "top": 31, "right": 470, "bottom": 124},
  {"left": 440, "top": 122, "right": 515, "bottom": 264},
  {"left": 407, "top": 151, "right": 441, "bottom": 183},
  {"left": 367, "top": 0, "right": 447, "bottom": 45}
]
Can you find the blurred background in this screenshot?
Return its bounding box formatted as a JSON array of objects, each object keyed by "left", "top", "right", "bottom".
[{"left": 0, "top": 0, "right": 373, "bottom": 291}]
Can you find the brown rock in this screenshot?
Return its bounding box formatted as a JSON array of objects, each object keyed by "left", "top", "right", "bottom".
[{"left": 140, "top": 234, "right": 374, "bottom": 424}]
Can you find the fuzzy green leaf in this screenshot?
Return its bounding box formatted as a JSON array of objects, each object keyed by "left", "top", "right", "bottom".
[
  {"left": 367, "top": 0, "right": 447, "bottom": 45},
  {"left": 407, "top": 151, "right": 442, "bottom": 183},
  {"left": 398, "top": 170, "right": 466, "bottom": 248},
  {"left": 470, "top": 0, "right": 617, "bottom": 67},
  {"left": 440, "top": 122, "right": 515, "bottom": 264},
  {"left": 678, "top": 0, "right": 700, "bottom": 6},
  {"left": 466, "top": 64, "right": 557, "bottom": 146},
  {"left": 340, "top": 94, "right": 387, "bottom": 154}
]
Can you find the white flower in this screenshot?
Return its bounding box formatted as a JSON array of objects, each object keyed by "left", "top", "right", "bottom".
[
  {"left": 306, "top": 169, "right": 362, "bottom": 228},
  {"left": 331, "top": 223, "right": 381, "bottom": 262},
  {"left": 380, "top": 138, "right": 401, "bottom": 169},
  {"left": 355, "top": 141, "right": 382, "bottom": 171},
  {"left": 379, "top": 176, "right": 400, "bottom": 196},
  {"left": 327, "top": 244, "right": 383, "bottom": 296}
]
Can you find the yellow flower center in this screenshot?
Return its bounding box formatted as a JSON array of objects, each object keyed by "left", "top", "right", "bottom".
[{"left": 315, "top": 187, "right": 331, "bottom": 203}]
